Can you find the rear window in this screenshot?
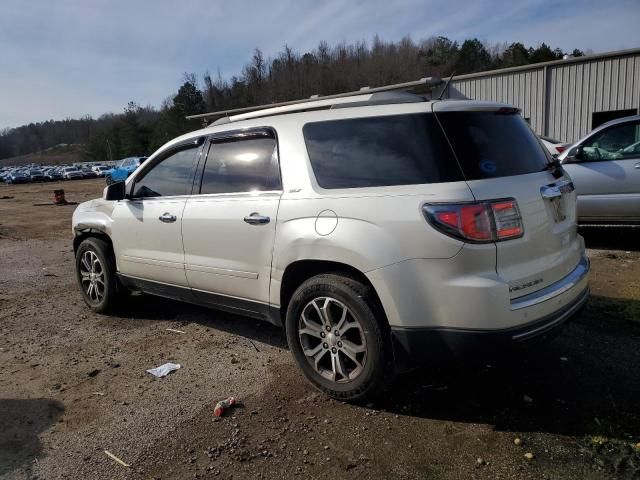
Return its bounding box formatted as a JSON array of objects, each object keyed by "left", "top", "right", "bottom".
[
  {"left": 436, "top": 111, "right": 550, "bottom": 180},
  {"left": 303, "top": 114, "right": 463, "bottom": 189}
]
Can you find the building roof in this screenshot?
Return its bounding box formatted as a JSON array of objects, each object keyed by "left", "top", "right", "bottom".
[{"left": 450, "top": 47, "right": 640, "bottom": 81}]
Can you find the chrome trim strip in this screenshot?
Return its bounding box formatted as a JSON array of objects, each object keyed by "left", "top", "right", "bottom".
[
  {"left": 512, "top": 286, "right": 589, "bottom": 341},
  {"left": 185, "top": 264, "right": 258, "bottom": 279},
  {"left": 121, "top": 255, "right": 184, "bottom": 269},
  {"left": 510, "top": 255, "right": 590, "bottom": 310}
]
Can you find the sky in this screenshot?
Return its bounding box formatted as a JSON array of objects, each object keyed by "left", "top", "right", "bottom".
[{"left": 1, "top": 0, "right": 639, "bottom": 129}]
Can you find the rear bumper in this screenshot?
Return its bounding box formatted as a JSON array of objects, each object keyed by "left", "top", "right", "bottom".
[{"left": 390, "top": 283, "right": 589, "bottom": 369}]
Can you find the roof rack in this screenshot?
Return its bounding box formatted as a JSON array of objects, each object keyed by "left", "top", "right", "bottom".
[{"left": 186, "top": 76, "right": 443, "bottom": 124}]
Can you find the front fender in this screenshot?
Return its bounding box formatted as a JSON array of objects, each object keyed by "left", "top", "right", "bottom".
[{"left": 72, "top": 200, "right": 117, "bottom": 239}]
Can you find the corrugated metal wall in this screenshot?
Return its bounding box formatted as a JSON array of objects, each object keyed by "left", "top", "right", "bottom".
[
  {"left": 452, "top": 50, "right": 640, "bottom": 143},
  {"left": 454, "top": 68, "right": 546, "bottom": 134}
]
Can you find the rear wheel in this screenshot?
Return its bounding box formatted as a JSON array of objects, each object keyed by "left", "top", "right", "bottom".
[
  {"left": 286, "top": 274, "right": 390, "bottom": 402},
  {"left": 105, "top": 175, "right": 113, "bottom": 185},
  {"left": 75, "top": 237, "right": 122, "bottom": 313}
]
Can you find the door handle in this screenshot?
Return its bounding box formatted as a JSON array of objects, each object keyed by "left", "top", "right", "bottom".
[
  {"left": 243, "top": 212, "right": 270, "bottom": 225},
  {"left": 634, "top": 162, "right": 640, "bottom": 169},
  {"left": 158, "top": 212, "right": 177, "bottom": 223}
]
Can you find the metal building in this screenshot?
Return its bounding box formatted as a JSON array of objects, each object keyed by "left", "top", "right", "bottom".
[{"left": 450, "top": 48, "right": 640, "bottom": 143}]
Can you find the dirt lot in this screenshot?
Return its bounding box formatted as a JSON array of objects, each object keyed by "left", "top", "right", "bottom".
[{"left": 1, "top": 179, "right": 639, "bottom": 480}]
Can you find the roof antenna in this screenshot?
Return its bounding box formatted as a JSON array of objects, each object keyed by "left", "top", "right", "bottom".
[{"left": 438, "top": 71, "right": 456, "bottom": 100}]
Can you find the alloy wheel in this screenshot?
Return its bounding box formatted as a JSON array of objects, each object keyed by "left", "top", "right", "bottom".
[
  {"left": 298, "top": 297, "right": 367, "bottom": 383},
  {"left": 79, "top": 250, "right": 105, "bottom": 303}
]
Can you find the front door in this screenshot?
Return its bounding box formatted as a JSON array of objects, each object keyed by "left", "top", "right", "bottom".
[
  {"left": 563, "top": 119, "right": 640, "bottom": 222},
  {"left": 181, "top": 129, "right": 282, "bottom": 314},
  {"left": 111, "top": 144, "right": 202, "bottom": 287}
]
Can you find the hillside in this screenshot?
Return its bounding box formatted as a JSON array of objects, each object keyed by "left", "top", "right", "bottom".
[{"left": 0, "top": 144, "right": 85, "bottom": 167}]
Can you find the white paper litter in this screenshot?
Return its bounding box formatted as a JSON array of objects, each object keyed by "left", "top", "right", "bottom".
[{"left": 146, "top": 362, "right": 181, "bottom": 377}]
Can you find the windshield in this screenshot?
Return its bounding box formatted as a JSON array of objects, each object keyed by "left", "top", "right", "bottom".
[{"left": 435, "top": 111, "right": 551, "bottom": 180}]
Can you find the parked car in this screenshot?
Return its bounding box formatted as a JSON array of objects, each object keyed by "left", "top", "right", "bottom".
[
  {"left": 7, "top": 171, "right": 30, "bottom": 184},
  {"left": 539, "top": 136, "right": 570, "bottom": 157},
  {"left": 105, "top": 157, "right": 146, "bottom": 184},
  {"left": 72, "top": 93, "right": 589, "bottom": 401},
  {"left": 61, "top": 167, "right": 84, "bottom": 180},
  {"left": 29, "top": 169, "right": 46, "bottom": 182},
  {"left": 43, "top": 169, "right": 63, "bottom": 182},
  {"left": 92, "top": 165, "right": 110, "bottom": 177},
  {"left": 559, "top": 115, "right": 640, "bottom": 224},
  {"left": 81, "top": 167, "right": 98, "bottom": 179}
]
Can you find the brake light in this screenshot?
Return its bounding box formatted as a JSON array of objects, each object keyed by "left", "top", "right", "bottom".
[
  {"left": 459, "top": 204, "right": 492, "bottom": 241},
  {"left": 555, "top": 145, "right": 566, "bottom": 154},
  {"left": 424, "top": 199, "right": 524, "bottom": 243}
]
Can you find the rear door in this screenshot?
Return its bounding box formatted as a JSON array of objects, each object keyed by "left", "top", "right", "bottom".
[
  {"left": 562, "top": 119, "right": 640, "bottom": 222},
  {"left": 181, "top": 129, "right": 282, "bottom": 314},
  {"left": 435, "top": 105, "right": 582, "bottom": 299}
]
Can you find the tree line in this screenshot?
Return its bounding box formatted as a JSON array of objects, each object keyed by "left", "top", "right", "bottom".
[{"left": 0, "top": 36, "right": 587, "bottom": 162}]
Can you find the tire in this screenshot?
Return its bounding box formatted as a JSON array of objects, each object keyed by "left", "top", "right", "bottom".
[
  {"left": 285, "top": 274, "right": 391, "bottom": 402},
  {"left": 75, "top": 237, "right": 121, "bottom": 313},
  {"left": 105, "top": 175, "right": 112, "bottom": 185}
]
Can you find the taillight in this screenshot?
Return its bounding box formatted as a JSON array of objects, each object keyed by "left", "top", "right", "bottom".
[
  {"left": 424, "top": 199, "right": 524, "bottom": 243},
  {"left": 555, "top": 145, "right": 566, "bottom": 154},
  {"left": 490, "top": 200, "right": 523, "bottom": 239}
]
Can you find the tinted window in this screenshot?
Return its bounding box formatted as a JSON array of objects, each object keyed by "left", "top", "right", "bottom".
[
  {"left": 200, "top": 135, "right": 281, "bottom": 194},
  {"left": 436, "top": 111, "right": 550, "bottom": 180},
  {"left": 132, "top": 148, "right": 198, "bottom": 198},
  {"left": 303, "top": 114, "right": 462, "bottom": 189},
  {"left": 582, "top": 121, "right": 640, "bottom": 160}
]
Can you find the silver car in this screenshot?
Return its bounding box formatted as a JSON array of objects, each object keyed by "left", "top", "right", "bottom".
[
  {"left": 72, "top": 90, "right": 589, "bottom": 401},
  {"left": 559, "top": 115, "right": 640, "bottom": 224}
]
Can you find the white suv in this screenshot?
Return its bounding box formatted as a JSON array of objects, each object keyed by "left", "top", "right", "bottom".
[{"left": 72, "top": 90, "right": 589, "bottom": 401}]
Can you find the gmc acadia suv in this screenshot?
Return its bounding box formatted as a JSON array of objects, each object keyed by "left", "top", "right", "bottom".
[{"left": 72, "top": 91, "right": 590, "bottom": 401}]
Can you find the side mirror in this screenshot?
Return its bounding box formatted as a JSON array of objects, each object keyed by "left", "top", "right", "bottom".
[
  {"left": 104, "top": 181, "right": 126, "bottom": 201},
  {"left": 564, "top": 145, "right": 583, "bottom": 163}
]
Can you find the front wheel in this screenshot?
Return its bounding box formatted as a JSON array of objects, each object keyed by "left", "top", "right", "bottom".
[
  {"left": 285, "top": 274, "right": 390, "bottom": 402},
  {"left": 75, "top": 237, "right": 121, "bottom": 313}
]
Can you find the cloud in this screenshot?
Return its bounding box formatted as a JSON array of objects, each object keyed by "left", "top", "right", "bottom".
[{"left": 0, "top": 0, "right": 638, "bottom": 128}]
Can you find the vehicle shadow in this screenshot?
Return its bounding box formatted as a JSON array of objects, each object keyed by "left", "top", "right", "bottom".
[
  {"left": 113, "top": 291, "right": 640, "bottom": 442},
  {"left": 112, "top": 293, "right": 288, "bottom": 349},
  {"left": 0, "top": 398, "right": 64, "bottom": 476},
  {"left": 580, "top": 225, "right": 640, "bottom": 251},
  {"left": 377, "top": 296, "right": 640, "bottom": 441}
]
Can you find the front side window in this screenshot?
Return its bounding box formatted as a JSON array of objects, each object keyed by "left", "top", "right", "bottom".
[
  {"left": 303, "top": 114, "right": 463, "bottom": 189},
  {"left": 200, "top": 134, "right": 281, "bottom": 194},
  {"left": 582, "top": 121, "right": 640, "bottom": 161},
  {"left": 132, "top": 147, "right": 199, "bottom": 198}
]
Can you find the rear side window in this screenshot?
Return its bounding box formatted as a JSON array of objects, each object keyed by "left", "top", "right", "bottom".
[
  {"left": 303, "top": 114, "right": 463, "bottom": 189},
  {"left": 200, "top": 135, "right": 281, "bottom": 194},
  {"left": 436, "top": 111, "right": 550, "bottom": 179}
]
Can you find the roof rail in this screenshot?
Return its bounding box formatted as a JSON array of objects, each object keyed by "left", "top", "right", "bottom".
[{"left": 186, "top": 76, "right": 443, "bottom": 123}]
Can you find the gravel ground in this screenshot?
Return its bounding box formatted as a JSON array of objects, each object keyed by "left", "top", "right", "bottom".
[{"left": 1, "top": 179, "right": 639, "bottom": 480}]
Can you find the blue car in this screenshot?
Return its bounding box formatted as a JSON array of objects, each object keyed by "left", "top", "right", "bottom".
[
  {"left": 7, "top": 172, "right": 30, "bottom": 184},
  {"left": 105, "top": 157, "right": 146, "bottom": 185}
]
